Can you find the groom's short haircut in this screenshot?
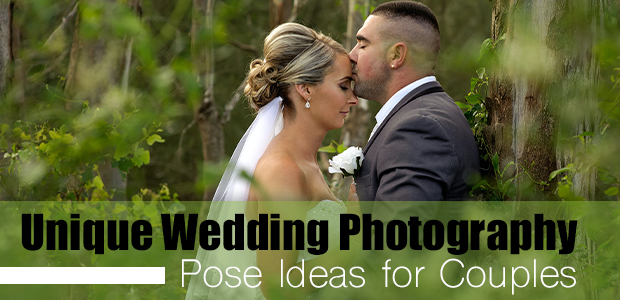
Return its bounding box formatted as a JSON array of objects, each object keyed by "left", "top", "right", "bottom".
[{"left": 370, "top": 1, "right": 441, "bottom": 71}]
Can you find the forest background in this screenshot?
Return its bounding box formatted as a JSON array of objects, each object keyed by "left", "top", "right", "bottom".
[
  {"left": 1, "top": 1, "right": 620, "bottom": 299},
  {"left": 0, "top": 0, "right": 493, "bottom": 202},
  {"left": 2, "top": 0, "right": 618, "bottom": 204}
]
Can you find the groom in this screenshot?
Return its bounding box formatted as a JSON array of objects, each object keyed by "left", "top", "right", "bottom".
[{"left": 350, "top": 1, "right": 479, "bottom": 215}]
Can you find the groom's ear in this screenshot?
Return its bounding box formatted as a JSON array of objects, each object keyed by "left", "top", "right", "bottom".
[{"left": 388, "top": 42, "right": 408, "bottom": 69}]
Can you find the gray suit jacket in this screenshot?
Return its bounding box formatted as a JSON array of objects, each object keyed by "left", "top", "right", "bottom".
[{"left": 356, "top": 81, "right": 480, "bottom": 220}]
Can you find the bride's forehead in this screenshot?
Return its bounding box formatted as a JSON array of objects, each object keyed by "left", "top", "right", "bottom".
[{"left": 326, "top": 55, "right": 352, "bottom": 77}]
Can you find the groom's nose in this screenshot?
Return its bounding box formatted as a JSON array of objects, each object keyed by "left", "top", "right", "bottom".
[{"left": 349, "top": 46, "right": 358, "bottom": 63}]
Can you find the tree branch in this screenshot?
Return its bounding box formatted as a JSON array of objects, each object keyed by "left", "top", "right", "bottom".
[
  {"left": 228, "top": 38, "right": 258, "bottom": 56},
  {"left": 174, "top": 118, "right": 197, "bottom": 164},
  {"left": 28, "top": 48, "right": 69, "bottom": 81},
  {"left": 0, "top": 2, "right": 12, "bottom": 93},
  {"left": 221, "top": 79, "right": 247, "bottom": 124},
  {"left": 121, "top": 38, "right": 133, "bottom": 93},
  {"left": 43, "top": 1, "right": 79, "bottom": 49},
  {"left": 287, "top": 0, "right": 300, "bottom": 22}
]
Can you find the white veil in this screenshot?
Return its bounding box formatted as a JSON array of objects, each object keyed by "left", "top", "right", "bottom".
[{"left": 185, "top": 97, "right": 284, "bottom": 300}]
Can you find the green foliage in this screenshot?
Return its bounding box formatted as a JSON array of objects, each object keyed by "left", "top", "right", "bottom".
[
  {"left": 0, "top": 0, "right": 186, "bottom": 201},
  {"left": 457, "top": 66, "right": 488, "bottom": 144},
  {"left": 471, "top": 153, "right": 517, "bottom": 201},
  {"left": 0, "top": 96, "right": 168, "bottom": 200},
  {"left": 318, "top": 140, "right": 347, "bottom": 154},
  {"left": 462, "top": 38, "right": 510, "bottom": 200}
]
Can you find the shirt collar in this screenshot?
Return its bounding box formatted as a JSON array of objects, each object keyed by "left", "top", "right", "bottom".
[{"left": 375, "top": 76, "right": 437, "bottom": 126}]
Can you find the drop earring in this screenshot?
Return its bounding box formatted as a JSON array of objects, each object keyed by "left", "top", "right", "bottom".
[{"left": 305, "top": 97, "right": 311, "bottom": 109}]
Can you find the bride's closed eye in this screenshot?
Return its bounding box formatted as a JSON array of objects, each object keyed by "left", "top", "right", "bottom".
[{"left": 339, "top": 80, "right": 352, "bottom": 91}]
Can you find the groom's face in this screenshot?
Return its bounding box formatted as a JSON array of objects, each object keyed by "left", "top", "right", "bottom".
[{"left": 349, "top": 15, "right": 391, "bottom": 103}]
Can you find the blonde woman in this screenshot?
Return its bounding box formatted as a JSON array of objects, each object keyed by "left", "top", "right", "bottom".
[{"left": 185, "top": 23, "right": 360, "bottom": 300}]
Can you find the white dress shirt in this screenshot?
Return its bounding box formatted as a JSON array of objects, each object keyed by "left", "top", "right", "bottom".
[{"left": 368, "top": 76, "right": 437, "bottom": 141}]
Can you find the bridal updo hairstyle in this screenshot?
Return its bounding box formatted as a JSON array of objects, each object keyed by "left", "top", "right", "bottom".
[{"left": 244, "top": 23, "right": 347, "bottom": 114}]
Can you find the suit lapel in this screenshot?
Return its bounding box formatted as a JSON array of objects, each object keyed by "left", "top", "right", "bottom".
[{"left": 363, "top": 82, "right": 443, "bottom": 155}]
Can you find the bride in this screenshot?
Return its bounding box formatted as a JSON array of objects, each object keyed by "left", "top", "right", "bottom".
[{"left": 185, "top": 23, "right": 360, "bottom": 300}]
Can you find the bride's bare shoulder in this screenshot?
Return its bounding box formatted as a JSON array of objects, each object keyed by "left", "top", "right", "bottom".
[{"left": 253, "top": 150, "right": 308, "bottom": 198}]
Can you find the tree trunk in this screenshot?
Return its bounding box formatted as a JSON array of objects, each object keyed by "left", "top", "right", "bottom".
[
  {"left": 341, "top": 0, "right": 371, "bottom": 149},
  {"left": 269, "top": 0, "right": 293, "bottom": 29},
  {"left": 488, "top": 0, "right": 613, "bottom": 298},
  {"left": 193, "top": 0, "right": 224, "bottom": 203},
  {"left": 0, "top": 2, "right": 12, "bottom": 95},
  {"left": 327, "top": 0, "right": 371, "bottom": 200},
  {"left": 193, "top": 0, "right": 301, "bottom": 203},
  {"left": 64, "top": 0, "right": 123, "bottom": 101},
  {"left": 487, "top": 0, "right": 609, "bottom": 199},
  {"left": 64, "top": 8, "right": 80, "bottom": 98},
  {"left": 64, "top": 0, "right": 143, "bottom": 200},
  {"left": 487, "top": 0, "right": 556, "bottom": 198}
]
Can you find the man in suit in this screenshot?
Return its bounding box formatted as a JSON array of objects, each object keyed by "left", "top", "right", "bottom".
[{"left": 349, "top": 1, "right": 480, "bottom": 213}]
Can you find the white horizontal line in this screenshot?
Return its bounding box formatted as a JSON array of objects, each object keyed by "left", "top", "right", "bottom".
[{"left": 0, "top": 267, "right": 165, "bottom": 284}]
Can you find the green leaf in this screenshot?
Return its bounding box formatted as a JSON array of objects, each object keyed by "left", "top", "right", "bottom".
[
  {"left": 42, "top": 207, "right": 51, "bottom": 220},
  {"left": 318, "top": 145, "right": 337, "bottom": 153},
  {"left": 0, "top": 124, "right": 8, "bottom": 134},
  {"left": 132, "top": 194, "right": 143, "bottom": 202},
  {"left": 81, "top": 166, "right": 94, "bottom": 183},
  {"left": 470, "top": 77, "right": 478, "bottom": 92},
  {"left": 18, "top": 149, "right": 32, "bottom": 161},
  {"left": 558, "top": 184, "right": 572, "bottom": 198},
  {"left": 497, "top": 33, "right": 506, "bottom": 42},
  {"left": 337, "top": 143, "right": 346, "bottom": 154},
  {"left": 131, "top": 147, "right": 150, "bottom": 167},
  {"left": 20, "top": 132, "right": 31, "bottom": 141},
  {"left": 0, "top": 136, "right": 8, "bottom": 150},
  {"left": 491, "top": 153, "right": 499, "bottom": 174},
  {"left": 576, "top": 131, "right": 594, "bottom": 138},
  {"left": 500, "top": 161, "right": 516, "bottom": 177},
  {"left": 146, "top": 134, "right": 165, "bottom": 146},
  {"left": 61, "top": 133, "right": 73, "bottom": 144},
  {"left": 167, "top": 202, "right": 186, "bottom": 214},
  {"left": 115, "top": 157, "right": 133, "bottom": 172},
  {"left": 549, "top": 164, "right": 573, "bottom": 180},
  {"left": 49, "top": 130, "right": 60, "bottom": 139},
  {"left": 471, "top": 179, "right": 489, "bottom": 192},
  {"left": 160, "top": 184, "right": 170, "bottom": 196},
  {"left": 604, "top": 187, "right": 619, "bottom": 196},
  {"left": 113, "top": 204, "right": 126, "bottom": 214},
  {"left": 478, "top": 38, "right": 493, "bottom": 61},
  {"left": 465, "top": 94, "right": 481, "bottom": 105},
  {"left": 91, "top": 176, "right": 105, "bottom": 190},
  {"left": 506, "top": 184, "right": 517, "bottom": 199},
  {"left": 114, "top": 142, "right": 133, "bottom": 160},
  {"left": 456, "top": 101, "right": 472, "bottom": 109},
  {"left": 143, "top": 205, "right": 158, "bottom": 219},
  {"left": 476, "top": 67, "right": 486, "bottom": 79}
]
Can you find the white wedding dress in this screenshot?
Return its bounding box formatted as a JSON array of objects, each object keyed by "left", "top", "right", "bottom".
[{"left": 185, "top": 97, "right": 347, "bottom": 300}]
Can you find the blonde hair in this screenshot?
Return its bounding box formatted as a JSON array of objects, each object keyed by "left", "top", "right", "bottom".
[{"left": 244, "top": 23, "right": 347, "bottom": 112}]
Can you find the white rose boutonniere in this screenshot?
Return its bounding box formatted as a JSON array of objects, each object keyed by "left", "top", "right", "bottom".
[{"left": 328, "top": 146, "right": 364, "bottom": 178}]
